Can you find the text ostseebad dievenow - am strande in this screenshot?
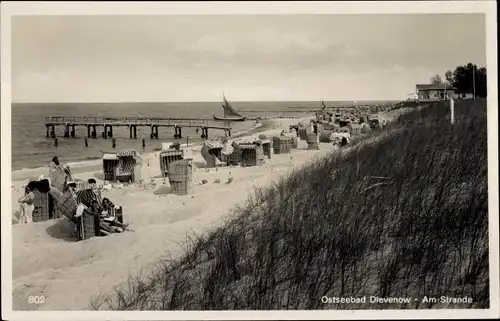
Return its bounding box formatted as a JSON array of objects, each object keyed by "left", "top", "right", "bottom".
[{"left": 321, "top": 296, "right": 474, "bottom": 304}]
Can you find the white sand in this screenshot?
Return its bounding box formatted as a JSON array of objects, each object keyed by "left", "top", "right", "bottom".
[{"left": 11, "top": 111, "right": 408, "bottom": 311}]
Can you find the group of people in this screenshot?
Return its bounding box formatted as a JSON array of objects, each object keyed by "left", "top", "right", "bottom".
[
  {"left": 17, "top": 156, "right": 130, "bottom": 238},
  {"left": 72, "top": 192, "right": 129, "bottom": 237}
]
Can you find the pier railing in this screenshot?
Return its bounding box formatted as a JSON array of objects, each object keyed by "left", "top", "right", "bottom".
[{"left": 45, "top": 116, "right": 230, "bottom": 128}]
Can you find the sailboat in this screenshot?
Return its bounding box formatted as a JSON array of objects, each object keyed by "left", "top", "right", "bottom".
[{"left": 213, "top": 94, "right": 247, "bottom": 121}]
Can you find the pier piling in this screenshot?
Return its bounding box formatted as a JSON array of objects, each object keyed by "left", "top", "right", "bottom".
[
  {"left": 92, "top": 125, "right": 97, "bottom": 139},
  {"left": 129, "top": 125, "right": 137, "bottom": 139},
  {"left": 201, "top": 126, "right": 209, "bottom": 139},
  {"left": 108, "top": 126, "right": 113, "bottom": 138},
  {"left": 103, "top": 125, "right": 108, "bottom": 139},
  {"left": 112, "top": 137, "right": 116, "bottom": 148},
  {"left": 174, "top": 126, "right": 181, "bottom": 139},
  {"left": 46, "top": 126, "right": 50, "bottom": 138},
  {"left": 54, "top": 137, "right": 58, "bottom": 147},
  {"left": 142, "top": 137, "right": 146, "bottom": 148},
  {"left": 71, "top": 125, "right": 75, "bottom": 137},
  {"left": 87, "top": 125, "right": 91, "bottom": 138},
  {"left": 64, "top": 125, "right": 70, "bottom": 138},
  {"left": 84, "top": 137, "right": 88, "bottom": 147}
]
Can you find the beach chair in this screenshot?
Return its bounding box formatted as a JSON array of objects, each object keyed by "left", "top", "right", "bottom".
[
  {"left": 32, "top": 189, "right": 50, "bottom": 222},
  {"left": 168, "top": 159, "right": 193, "bottom": 195},
  {"left": 115, "top": 149, "right": 142, "bottom": 183},
  {"left": 102, "top": 153, "right": 119, "bottom": 182},
  {"left": 239, "top": 143, "right": 265, "bottom": 167},
  {"left": 261, "top": 139, "right": 272, "bottom": 159},
  {"left": 272, "top": 136, "right": 292, "bottom": 154},
  {"left": 159, "top": 149, "right": 184, "bottom": 178},
  {"left": 76, "top": 209, "right": 102, "bottom": 240},
  {"left": 201, "top": 140, "right": 224, "bottom": 168},
  {"left": 58, "top": 188, "right": 78, "bottom": 221},
  {"left": 76, "top": 188, "right": 103, "bottom": 208}
]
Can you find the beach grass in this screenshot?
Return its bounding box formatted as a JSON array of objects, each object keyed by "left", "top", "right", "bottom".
[{"left": 90, "top": 99, "right": 489, "bottom": 310}]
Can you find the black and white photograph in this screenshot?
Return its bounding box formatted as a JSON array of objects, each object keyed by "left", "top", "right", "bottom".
[{"left": 1, "top": 1, "right": 498, "bottom": 320}]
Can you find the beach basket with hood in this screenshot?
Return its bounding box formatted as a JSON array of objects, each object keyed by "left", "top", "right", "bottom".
[
  {"left": 30, "top": 180, "right": 50, "bottom": 222},
  {"left": 272, "top": 136, "right": 292, "bottom": 154},
  {"left": 115, "top": 149, "right": 142, "bottom": 183},
  {"left": 168, "top": 159, "right": 193, "bottom": 195},
  {"left": 74, "top": 188, "right": 108, "bottom": 240},
  {"left": 201, "top": 140, "right": 224, "bottom": 168},
  {"left": 239, "top": 141, "right": 265, "bottom": 167},
  {"left": 159, "top": 148, "right": 184, "bottom": 178},
  {"left": 102, "top": 153, "right": 119, "bottom": 182},
  {"left": 28, "top": 179, "right": 62, "bottom": 222},
  {"left": 261, "top": 139, "right": 272, "bottom": 159}
]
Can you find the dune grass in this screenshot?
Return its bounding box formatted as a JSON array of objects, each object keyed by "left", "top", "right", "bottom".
[{"left": 91, "top": 99, "right": 489, "bottom": 310}]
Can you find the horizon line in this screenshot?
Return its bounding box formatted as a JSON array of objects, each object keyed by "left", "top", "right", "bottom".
[{"left": 11, "top": 99, "right": 403, "bottom": 104}]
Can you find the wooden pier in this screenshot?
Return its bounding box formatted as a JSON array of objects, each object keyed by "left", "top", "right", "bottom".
[{"left": 45, "top": 116, "right": 232, "bottom": 140}]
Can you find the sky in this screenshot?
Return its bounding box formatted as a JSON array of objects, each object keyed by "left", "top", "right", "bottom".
[{"left": 11, "top": 14, "right": 486, "bottom": 102}]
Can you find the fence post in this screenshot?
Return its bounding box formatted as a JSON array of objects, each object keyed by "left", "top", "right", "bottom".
[{"left": 450, "top": 98, "right": 455, "bottom": 125}]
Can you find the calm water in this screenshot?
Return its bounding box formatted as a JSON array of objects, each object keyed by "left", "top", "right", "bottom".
[{"left": 11, "top": 100, "right": 397, "bottom": 170}]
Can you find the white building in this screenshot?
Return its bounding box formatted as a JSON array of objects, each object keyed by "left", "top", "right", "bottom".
[
  {"left": 416, "top": 84, "right": 457, "bottom": 100},
  {"left": 406, "top": 93, "right": 419, "bottom": 101}
]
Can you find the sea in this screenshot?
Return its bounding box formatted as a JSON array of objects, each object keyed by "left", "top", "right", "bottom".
[{"left": 11, "top": 100, "right": 398, "bottom": 171}]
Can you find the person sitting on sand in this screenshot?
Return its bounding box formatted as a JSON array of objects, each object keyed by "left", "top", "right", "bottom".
[
  {"left": 100, "top": 198, "right": 129, "bottom": 231},
  {"left": 18, "top": 186, "right": 35, "bottom": 224}
]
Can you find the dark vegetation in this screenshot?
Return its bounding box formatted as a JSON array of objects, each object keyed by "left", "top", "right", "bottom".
[
  {"left": 91, "top": 99, "right": 489, "bottom": 310},
  {"left": 432, "top": 62, "right": 487, "bottom": 98}
]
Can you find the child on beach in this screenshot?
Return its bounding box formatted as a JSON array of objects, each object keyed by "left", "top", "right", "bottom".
[{"left": 18, "top": 186, "right": 35, "bottom": 224}]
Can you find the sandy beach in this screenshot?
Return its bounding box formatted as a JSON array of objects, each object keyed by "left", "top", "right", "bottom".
[
  {"left": 10, "top": 110, "right": 407, "bottom": 311},
  {"left": 10, "top": 116, "right": 310, "bottom": 310}
]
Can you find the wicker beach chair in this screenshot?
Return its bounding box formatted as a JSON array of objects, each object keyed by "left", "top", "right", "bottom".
[
  {"left": 73, "top": 209, "right": 101, "bottom": 241},
  {"left": 76, "top": 188, "right": 103, "bottom": 208},
  {"left": 58, "top": 188, "right": 78, "bottom": 220}
]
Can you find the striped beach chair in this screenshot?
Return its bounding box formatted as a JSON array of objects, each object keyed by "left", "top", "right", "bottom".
[{"left": 76, "top": 188, "right": 103, "bottom": 208}]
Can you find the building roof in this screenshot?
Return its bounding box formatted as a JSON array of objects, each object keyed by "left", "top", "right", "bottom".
[{"left": 416, "top": 84, "right": 457, "bottom": 91}]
